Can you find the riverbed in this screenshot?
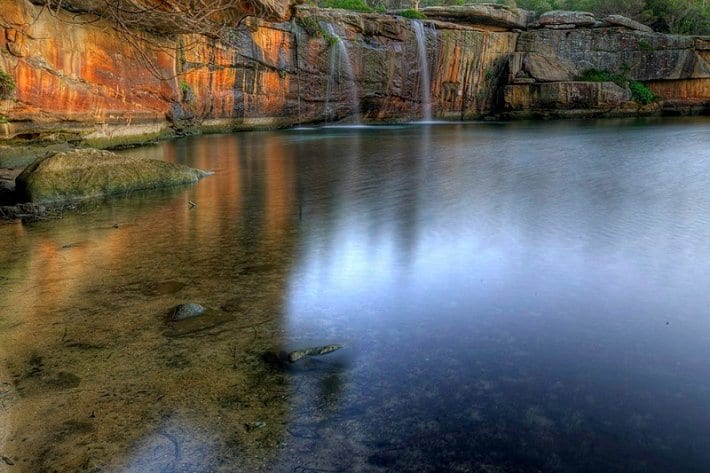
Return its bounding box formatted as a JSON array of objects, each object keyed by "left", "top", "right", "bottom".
[{"left": 1, "top": 118, "right": 710, "bottom": 472}]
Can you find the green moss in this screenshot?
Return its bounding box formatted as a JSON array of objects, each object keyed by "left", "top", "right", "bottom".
[
  {"left": 0, "top": 114, "right": 8, "bottom": 123},
  {"left": 0, "top": 70, "right": 15, "bottom": 99},
  {"left": 399, "top": 9, "right": 426, "bottom": 19}
]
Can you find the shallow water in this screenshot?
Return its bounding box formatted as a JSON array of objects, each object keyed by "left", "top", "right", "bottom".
[{"left": 1, "top": 118, "right": 710, "bottom": 472}]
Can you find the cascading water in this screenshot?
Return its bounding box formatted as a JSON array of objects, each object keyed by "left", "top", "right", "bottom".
[
  {"left": 412, "top": 21, "right": 432, "bottom": 122},
  {"left": 324, "top": 23, "right": 360, "bottom": 124}
]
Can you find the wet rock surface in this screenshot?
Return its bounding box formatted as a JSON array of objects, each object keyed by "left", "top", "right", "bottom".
[{"left": 170, "top": 303, "right": 207, "bottom": 321}]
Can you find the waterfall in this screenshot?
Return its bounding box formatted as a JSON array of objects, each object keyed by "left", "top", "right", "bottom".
[
  {"left": 324, "top": 24, "right": 360, "bottom": 124},
  {"left": 412, "top": 21, "right": 432, "bottom": 122}
]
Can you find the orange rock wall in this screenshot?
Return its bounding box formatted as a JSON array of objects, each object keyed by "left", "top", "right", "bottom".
[
  {"left": 1, "top": 1, "right": 708, "bottom": 148},
  {"left": 0, "top": 0, "right": 176, "bottom": 125}
]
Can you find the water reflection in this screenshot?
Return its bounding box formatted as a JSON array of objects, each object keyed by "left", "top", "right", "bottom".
[
  {"left": 0, "top": 136, "right": 302, "bottom": 471},
  {"left": 1, "top": 118, "right": 710, "bottom": 472}
]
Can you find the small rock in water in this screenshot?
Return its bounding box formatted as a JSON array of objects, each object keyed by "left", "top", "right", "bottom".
[
  {"left": 171, "top": 303, "right": 206, "bottom": 321},
  {"left": 244, "top": 421, "right": 266, "bottom": 432},
  {"left": 285, "top": 344, "right": 344, "bottom": 363}
]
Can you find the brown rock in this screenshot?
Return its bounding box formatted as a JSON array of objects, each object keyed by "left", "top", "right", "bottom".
[
  {"left": 504, "top": 81, "right": 632, "bottom": 111},
  {"left": 544, "top": 24, "right": 578, "bottom": 30},
  {"left": 517, "top": 29, "right": 710, "bottom": 81},
  {"left": 419, "top": 5, "right": 533, "bottom": 30},
  {"left": 539, "top": 11, "right": 596, "bottom": 27},
  {"left": 604, "top": 15, "right": 653, "bottom": 33},
  {"left": 523, "top": 54, "right": 578, "bottom": 82}
]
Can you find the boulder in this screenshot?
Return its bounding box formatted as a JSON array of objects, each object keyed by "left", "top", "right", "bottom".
[
  {"left": 15, "top": 149, "right": 211, "bottom": 203},
  {"left": 604, "top": 15, "right": 653, "bottom": 33},
  {"left": 419, "top": 5, "right": 533, "bottom": 30},
  {"left": 523, "top": 54, "right": 578, "bottom": 82},
  {"left": 539, "top": 11, "right": 596, "bottom": 27}
]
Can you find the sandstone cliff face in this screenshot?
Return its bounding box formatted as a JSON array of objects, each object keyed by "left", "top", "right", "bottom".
[
  {"left": 505, "top": 13, "right": 710, "bottom": 117},
  {"left": 0, "top": 1, "right": 708, "bottom": 153}
]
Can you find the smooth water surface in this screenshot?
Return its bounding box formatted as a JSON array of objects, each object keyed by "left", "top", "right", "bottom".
[{"left": 1, "top": 118, "right": 710, "bottom": 472}]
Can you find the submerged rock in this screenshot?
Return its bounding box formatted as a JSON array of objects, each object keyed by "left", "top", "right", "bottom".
[
  {"left": 15, "top": 149, "right": 211, "bottom": 203},
  {"left": 285, "top": 344, "right": 344, "bottom": 363},
  {"left": 170, "top": 303, "right": 206, "bottom": 321}
]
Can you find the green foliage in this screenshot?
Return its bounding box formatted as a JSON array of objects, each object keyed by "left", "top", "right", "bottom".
[
  {"left": 399, "top": 8, "right": 426, "bottom": 19},
  {"left": 0, "top": 70, "right": 16, "bottom": 99},
  {"left": 629, "top": 80, "right": 657, "bottom": 103},
  {"left": 325, "top": 31, "right": 340, "bottom": 46},
  {"left": 484, "top": 68, "right": 496, "bottom": 81},
  {"left": 577, "top": 68, "right": 627, "bottom": 87},
  {"left": 179, "top": 81, "right": 195, "bottom": 104},
  {"left": 298, "top": 15, "right": 323, "bottom": 37},
  {"left": 0, "top": 114, "right": 8, "bottom": 123},
  {"left": 638, "top": 39, "right": 654, "bottom": 51},
  {"left": 320, "top": 0, "right": 373, "bottom": 12},
  {"left": 578, "top": 68, "right": 658, "bottom": 104}
]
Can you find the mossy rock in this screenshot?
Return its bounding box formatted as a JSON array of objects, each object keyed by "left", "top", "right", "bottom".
[{"left": 15, "top": 149, "right": 211, "bottom": 203}]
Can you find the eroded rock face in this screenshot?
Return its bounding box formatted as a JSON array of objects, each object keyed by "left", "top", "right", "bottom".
[
  {"left": 28, "top": 0, "right": 292, "bottom": 34},
  {"left": 504, "top": 81, "right": 632, "bottom": 115},
  {"left": 604, "top": 15, "right": 653, "bottom": 33},
  {"left": 517, "top": 29, "right": 710, "bottom": 81},
  {"left": 420, "top": 5, "right": 533, "bottom": 30},
  {"left": 538, "top": 10, "right": 596, "bottom": 27}
]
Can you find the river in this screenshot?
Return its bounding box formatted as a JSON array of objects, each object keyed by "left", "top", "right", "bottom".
[{"left": 1, "top": 118, "right": 710, "bottom": 472}]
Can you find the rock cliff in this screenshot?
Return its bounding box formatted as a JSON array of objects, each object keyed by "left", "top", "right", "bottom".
[{"left": 0, "top": 1, "right": 708, "bottom": 155}]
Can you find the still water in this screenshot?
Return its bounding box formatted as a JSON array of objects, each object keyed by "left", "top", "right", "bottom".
[{"left": 1, "top": 118, "right": 710, "bottom": 472}]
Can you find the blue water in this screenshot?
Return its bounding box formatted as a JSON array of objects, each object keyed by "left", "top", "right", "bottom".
[{"left": 1, "top": 118, "right": 709, "bottom": 472}]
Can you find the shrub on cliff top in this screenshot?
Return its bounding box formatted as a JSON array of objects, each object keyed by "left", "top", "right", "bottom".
[
  {"left": 399, "top": 8, "right": 426, "bottom": 19},
  {"left": 0, "top": 70, "right": 15, "bottom": 99},
  {"left": 320, "top": 0, "right": 373, "bottom": 12}
]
